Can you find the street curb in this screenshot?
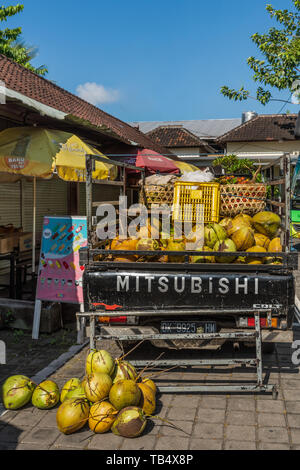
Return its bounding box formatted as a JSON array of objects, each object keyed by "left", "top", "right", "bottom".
[{"left": 0, "top": 339, "right": 89, "bottom": 418}]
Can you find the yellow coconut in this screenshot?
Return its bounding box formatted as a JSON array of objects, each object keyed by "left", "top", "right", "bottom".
[
  {"left": 254, "top": 233, "right": 270, "bottom": 250},
  {"left": 56, "top": 398, "right": 90, "bottom": 435},
  {"left": 227, "top": 218, "right": 249, "bottom": 237},
  {"left": 84, "top": 373, "right": 112, "bottom": 403},
  {"left": 231, "top": 225, "right": 255, "bottom": 251},
  {"left": 233, "top": 214, "right": 253, "bottom": 226},
  {"left": 252, "top": 211, "right": 281, "bottom": 238},
  {"left": 111, "top": 237, "right": 139, "bottom": 262},
  {"left": 88, "top": 401, "right": 118, "bottom": 434},
  {"left": 167, "top": 238, "right": 186, "bottom": 263},
  {"left": 246, "top": 246, "right": 267, "bottom": 264},
  {"left": 140, "top": 378, "right": 157, "bottom": 395},
  {"left": 268, "top": 237, "right": 282, "bottom": 253},
  {"left": 190, "top": 246, "right": 215, "bottom": 263},
  {"left": 138, "top": 383, "right": 156, "bottom": 416}
]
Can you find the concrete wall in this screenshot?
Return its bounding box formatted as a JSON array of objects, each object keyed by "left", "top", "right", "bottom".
[{"left": 227, "top": 141, "right": 300, "bottom": 162}]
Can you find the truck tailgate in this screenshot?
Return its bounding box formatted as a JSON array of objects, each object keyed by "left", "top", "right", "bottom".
[{"left": 84, "top": 269, "right": 294, "bottom": 313}]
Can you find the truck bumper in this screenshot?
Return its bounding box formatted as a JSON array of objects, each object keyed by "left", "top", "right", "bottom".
[{"left": 89, "top": 325, "right": 294, "bottom": 350}]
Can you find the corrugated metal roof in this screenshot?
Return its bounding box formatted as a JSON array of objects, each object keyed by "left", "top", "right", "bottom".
[{"left": 130, "top": 118, "right": 242, "bottom": 140}]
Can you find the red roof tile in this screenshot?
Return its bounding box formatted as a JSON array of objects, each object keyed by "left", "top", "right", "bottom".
[
  {"left": 0, "top": 54, "right": 170, "bottom": 154},
  {"left": 218, "top": 114, "right": 299, "bottom": 142},
  {"left": 146, "top": 126, "right": 215, "bottom": 153}
]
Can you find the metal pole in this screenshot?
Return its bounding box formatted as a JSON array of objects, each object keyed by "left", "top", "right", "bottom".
[
  {"left": 86, "top": 155, "right": 93, "bottom": 250},
  {"left": 32, "top": 177, "right": 36, "bottom": 274},
  {"left": 255, "top": 312, "right": 263, "bottom": 386}
]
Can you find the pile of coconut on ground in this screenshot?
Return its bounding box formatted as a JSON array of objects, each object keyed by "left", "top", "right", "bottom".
[{"left": 1, "top": 349, "right": 178, "bottom": 439}]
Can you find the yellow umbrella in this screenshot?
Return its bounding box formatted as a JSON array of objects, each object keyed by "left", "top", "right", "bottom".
[
  {"left": 0, "top": 127, "right": 118, "bottom": 280},
  {"left": 171, "top": 160, "right": 199, "bottom": 173},
  {"left": 0, "top": 127, "right": 118, "bottom": 181}
]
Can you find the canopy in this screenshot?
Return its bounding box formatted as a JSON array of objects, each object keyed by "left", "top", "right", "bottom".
[
  {"left": 110, "top": 148, "right": 179, "bottom": 174},
  {"left": 0, "top": 127, "right": 118, "bottom": 182},
  {"left": 109, "top": 147, "right": 199, "bottom": 174}
]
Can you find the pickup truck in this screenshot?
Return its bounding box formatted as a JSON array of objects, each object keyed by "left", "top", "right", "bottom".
[{"left": 78, "top": 153, "right": 298, "bottom": 397}]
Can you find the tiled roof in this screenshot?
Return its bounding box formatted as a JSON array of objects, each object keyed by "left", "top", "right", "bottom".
[
  {"left": 218, "top": 114, "right": 299, "bottom": 142},
  {"left": 146, "top": 126, "right": 210, "bottom": 149},
  {"left": 131, "top": 118, "right": 242, "bottom": 140},
  {"left": 0, "top": 54, "right": 170, "bottom": 154}
]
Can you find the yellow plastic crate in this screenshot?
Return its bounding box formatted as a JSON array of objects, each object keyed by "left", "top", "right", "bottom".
[{"left": 173, "top": 182, "right": 220, "bottom": 224}]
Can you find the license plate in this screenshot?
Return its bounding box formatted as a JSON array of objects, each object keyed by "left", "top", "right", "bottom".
[{"left": 160, "top": 321, "right": 217, "bottom": 334}]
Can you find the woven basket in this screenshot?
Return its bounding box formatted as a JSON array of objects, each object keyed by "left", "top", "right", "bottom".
[
  {"left": 139, "top": 183, "right": 174, "bottom": 207},
  {"left": 220, "top": 183, "right": 267, "bottom": 217}
]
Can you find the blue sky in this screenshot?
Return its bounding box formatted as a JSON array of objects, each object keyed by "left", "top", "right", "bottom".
[{"left": 4, "top": 0, "right": 299, "bottom": 122}]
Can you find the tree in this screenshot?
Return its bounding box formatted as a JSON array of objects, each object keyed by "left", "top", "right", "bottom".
[
  {"left": 0, "top": 4, "right": 48, "bottom": 76},
  {"left": 221, "top": 0, "right": 300, "bottom": 106}
]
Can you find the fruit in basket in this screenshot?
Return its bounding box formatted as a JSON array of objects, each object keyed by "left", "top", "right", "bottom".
[
  {"left": 268, "top": 237, "right": 282, "bottom": 253},
  {"left": 111, "top": 237, "right": 138, "bottom": 262},
  {"left": 86, "top": 350, "right": 115, "bottom": 376},
  {"left": 109, "top": 380, "right": 141, "bottom": 410},
  {"left": 185, "top": 226, "right": 204, "bottom": 248},
  {"left": 32, "top": 380, "right": 60, "bottom": 409},
  {"left": 136, "top": 238, "right": 160, "bottom": 251},
  {"left": 60, "top": 378, "right": 82, "bottom": 402},
  {"left": 252, "top": 212, "right": 281, "bottom": 238},
  {"left": 227, "top": 218, "right": 250, "bottom": 237},
  {"left": 265, "top": 237, "right": 283, "bottom": 264},
  {"left": 231, "top": 225, "right": 255, "bottom": 251},
  {"left": 138, "top": 217, "right": 160, "bottom": 239},
  {"left": 219, "top": 217, "right": 233, "bottom": 234},
  {"left": 84, "top": 373, "right": 113, "bottom": 403},
  {"left": 167, "top": 237, "right": 186, "bottom": 263},
  {"left": 245, "top": 246, "right": 267, "bottom": 264},
  {"left": 190, "top": 246, "right": 215, "bottom": 263},
  {"left": 233, "top": 214, "right": 253, "bottom": 226},
  {"left": 111, "top": 406, "right": 147, "bottom": 438},
  {"left": 56, "top": 397, "right": 90, "bottom": 435},
  {"left": 88, "top": 401, "right": 118, "bottom": 434},
  {"left": 214, "top": 239, "right": 237, "bottom": 263},
  {"left": 234, "top": 256, "right": 246, "bottom": 264},
  {"left": 138, "top": 382, "right": 156, "bottom": 416},
  {"left": 204, "top": 223, "right": 227, "bottom": 249},
  {"left": 2, "top": 375, "right": 36, "bottom": 410},
  {"left": 254, "top": 233, "right": 270, "bottom": 250},
  {"left": 112, "top": 360, "right": 138, "bottom": 383}
]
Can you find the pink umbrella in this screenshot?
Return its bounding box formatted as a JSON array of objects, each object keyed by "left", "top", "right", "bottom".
[{"left": 109, "top": 148, "right": 180, "bottom": 174}]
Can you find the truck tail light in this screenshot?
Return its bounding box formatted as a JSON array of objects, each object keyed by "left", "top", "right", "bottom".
[{"left": 247, "top": 317, "right": 277, "bottom": 328}]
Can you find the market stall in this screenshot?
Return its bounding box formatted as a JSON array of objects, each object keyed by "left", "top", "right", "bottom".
[{"left": 0, "top": 126, "right": 118, "bottom": 299}]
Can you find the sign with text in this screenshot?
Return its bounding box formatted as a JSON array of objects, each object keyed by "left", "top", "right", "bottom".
[{"left": 36, "top": 216, "right": 87, "bottom": 304}]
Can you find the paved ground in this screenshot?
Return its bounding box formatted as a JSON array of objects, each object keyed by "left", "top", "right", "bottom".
[{"left": 1, "top": 335, "right": 300, "bottom": 450}]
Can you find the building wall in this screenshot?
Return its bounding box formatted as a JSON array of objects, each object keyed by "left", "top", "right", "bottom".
[{"left": 227, "top": 141, "right": 300, "bottom": 162}]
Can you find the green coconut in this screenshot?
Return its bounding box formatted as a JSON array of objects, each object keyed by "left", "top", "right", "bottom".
[
  {"left": 214, "top": 239, "right": 237, "bottom": 263},
  {"left": 190, "top": 246, "right": 215, "bottom": 263},
  {"left": 60, "top": 378, "right": 81, "bottom": 402},
  {"left": 32, "top": 380, "right": 60, "bottom": 410},
  {"left": 252, "top": 211, "right": 281, "bottom": 238},
  {"left": 204, "top": 226, "right": 218, "bottom": 248},
  {"left": 167, "top": 238, "right": 185, "bottom": 263},
  {"left": 112, "top": 360, "right": 138, "bottom": 384},
  {"left": 111, "top": 406, "right": 147, "bottom": 438},
  {"left": 109, "top": 379, "right": 141, "bottom": 411},
  {"left": 56, "top": 398, "right": 90, "bottom": 435},
  {"left": 63, "top": 384, "right": 86, "bottom": 401},
  {"left": 2, "top": 375, "right": 36, "bottom": 410},
  {"left": 86, "top": 350, "right": 115, "bottom": 376}
]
